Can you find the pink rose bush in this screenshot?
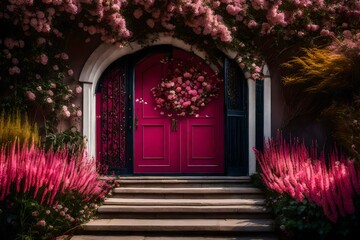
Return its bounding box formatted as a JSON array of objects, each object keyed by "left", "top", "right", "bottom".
[
  {"left": 1, "top": 0, "right": 359, "bottom": 93},
  {"left": 25, "top": 81, "right": 82, "bottom": 121},
  {"left": 151, "top": 59, "right": 222, "bottom": 117}
]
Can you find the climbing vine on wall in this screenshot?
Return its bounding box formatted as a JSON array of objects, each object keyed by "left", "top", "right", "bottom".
[{"left": 0, "top": 0, "right": 359, "bottom": 142}]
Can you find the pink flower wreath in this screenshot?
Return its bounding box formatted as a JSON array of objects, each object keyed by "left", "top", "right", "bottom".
[{"left": 151, "top": 59, "right": 222, "bottom": 117}]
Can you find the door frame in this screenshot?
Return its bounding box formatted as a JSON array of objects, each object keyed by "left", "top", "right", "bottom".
[
  {"left": 79, "top": 36, "right": 271, "bottom": 176},
  {"left": 95, "top": 45, "right": 248, "bottom": 176}
]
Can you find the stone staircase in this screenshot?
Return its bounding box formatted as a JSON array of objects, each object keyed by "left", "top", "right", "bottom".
[{"left": 72, "top": 176, "right": 276, "bottom": 240}]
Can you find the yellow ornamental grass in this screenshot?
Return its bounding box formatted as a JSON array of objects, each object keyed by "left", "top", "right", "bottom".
[
  {"left": 0, "top": 111, "right": 40, "bottom": 147},
  {"left": 282, "top": 48, "right": 354, "bottom": 93}
]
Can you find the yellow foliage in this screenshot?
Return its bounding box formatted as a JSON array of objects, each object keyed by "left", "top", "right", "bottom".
[
  {"left": 282, "top": 48, "right": 360, "bottom": 163},
  {"left": 282, "top": 48, "right": 354, "bottom": 93},
  {"left": 321, "top": 103, "right": 360, "bottom": 162},
  {"left": 0, "top": 111, "right": 40, "bottom": 147}
]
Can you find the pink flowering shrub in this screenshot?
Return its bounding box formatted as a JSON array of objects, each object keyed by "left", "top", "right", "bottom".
[
  {"left": 0, "top": 141, "right": 112, "bottom": 239},
  {"left": 151, "top": 58, "right": 222, "bottom": 117},
  {"left": 44, "top": 126, "right": 86, "bottom": 154},
  {"left": 329, "top": 31, "right": 360, "bottom": 59},
  {"left": 26, "top": 80, "right": 82, "bottom": 121},
  {"left": 254, "top": 138, "right": 360, "bottom": 223}
]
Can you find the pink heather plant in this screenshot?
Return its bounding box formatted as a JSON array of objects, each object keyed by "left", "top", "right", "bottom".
[
  {"left": 0, "top": 140, "right": 112, "bottom": 239},
  {"left": 0, "top": 141, "right": 110, "bottom": 206},
  {"left": 254, "top": 138, "right": 360, "bottom": 223}
]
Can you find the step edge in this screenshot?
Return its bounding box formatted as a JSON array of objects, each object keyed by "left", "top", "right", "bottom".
[
  {"left": 113, "top": 187, "right": 262, "bottom": 191},
  {"left": 82, "top": 219, "right": 275, "bottom": 232}
]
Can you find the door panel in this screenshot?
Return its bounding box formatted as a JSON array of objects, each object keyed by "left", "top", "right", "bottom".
[
  {"left": 134, "top": 49, "right": 224, "bottom": 174},
  {"left": 191, "top": 125, "right": 216, "bottom": 159},
  {"left": 142, "top": 125, "right": 166, "bottom": 159},
  {"left": 181, "top": 95, "right": 224, "bottom": 173},
  {"left": 134, "top": 52, "right": 180, "bottom": 173}
]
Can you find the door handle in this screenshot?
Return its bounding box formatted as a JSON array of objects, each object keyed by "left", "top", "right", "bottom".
[
  {"left": 135, "top": 115, "right": 138, "bottom": 130},
  {"left": 171, "top": 119, "right": 177, "bottom": 132}
]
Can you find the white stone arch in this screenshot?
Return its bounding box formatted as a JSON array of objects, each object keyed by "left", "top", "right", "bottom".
[{"left": 79, "top": 35, "right": 271, "bottom": 175}]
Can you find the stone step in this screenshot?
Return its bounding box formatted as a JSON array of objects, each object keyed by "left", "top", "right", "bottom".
[
  {"left": 98, "top": 205, "right": 268, "bottom": 213},
  {"left": 117, "top": 179, "right": 252, "bottom": 188},
  {"left": 82, "top": 218, "right": 274, "bottom": 233},
  {"left": 96, "top": 205, "right": 270, "bottom": 219},
  {"left": 104, "top": 198, "right": 266, "bottom": 206},
  {"left": 75, "top": 177, "right": 274, "bottom": 239},
  {"left": 112, "top": 187, "right": 264, "bottom": 199},
  {"left": 71, "top": 235, "right": 278, "bottom": 240},
  {"left": 113, "top": 187, "right": 262, "bottom": 194}
]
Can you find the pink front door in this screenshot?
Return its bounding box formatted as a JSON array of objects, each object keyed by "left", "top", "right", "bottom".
[{"left": 134, "top": 49, "right": 224, "bottom": 174}]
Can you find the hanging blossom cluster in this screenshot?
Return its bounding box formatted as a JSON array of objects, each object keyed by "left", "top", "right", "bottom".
[
  {"left": 151, "top": 58, "right": 222, "bottom": 117},
  {"left": 254, "top": 138, "right": 360, "bottom": 223},
  {"left": 128, "top": 0, "right": 233, "bottom": 43},
  {"left": 328, "top": 30, "right": 360, "bottom": 59}
]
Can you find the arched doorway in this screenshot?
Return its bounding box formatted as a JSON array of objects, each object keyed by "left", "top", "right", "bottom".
[{"left": 95, "top": 46, "right": 249, "bottom": 175}]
